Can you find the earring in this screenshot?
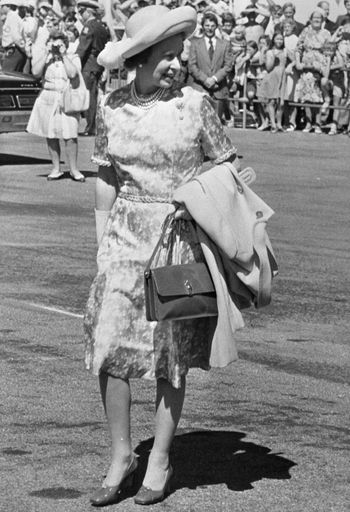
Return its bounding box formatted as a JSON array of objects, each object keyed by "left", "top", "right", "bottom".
[{"left": 138, "top": 63, "right": 143, "bottom": 68}]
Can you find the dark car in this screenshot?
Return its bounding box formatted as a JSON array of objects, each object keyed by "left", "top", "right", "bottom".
[{"left": 0, "top": 70, "right": 41, "bottom": 133}]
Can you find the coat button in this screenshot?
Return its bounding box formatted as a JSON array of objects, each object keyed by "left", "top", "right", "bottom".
[
  {"left": 256, "top": 211, "right": 263, "bottom": 219},
  {"left": 237, "top": 184, "right": 243, "bottom": 193}
]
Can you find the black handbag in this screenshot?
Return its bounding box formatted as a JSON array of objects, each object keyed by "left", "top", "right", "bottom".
[{"left": 144, "top": 214, "right": 218, "bottom": 322}]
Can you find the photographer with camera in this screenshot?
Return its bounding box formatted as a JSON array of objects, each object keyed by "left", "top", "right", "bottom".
[{"left": 27, "top": 31, "right": 85, "bottom": 182}]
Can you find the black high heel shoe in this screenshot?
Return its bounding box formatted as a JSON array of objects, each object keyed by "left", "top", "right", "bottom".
[
  {"left": 134, "top": 465, "right": 173, "bottom": 506},
  {"left": 90, "top": 456, "right": 138, "bottom": 507}
]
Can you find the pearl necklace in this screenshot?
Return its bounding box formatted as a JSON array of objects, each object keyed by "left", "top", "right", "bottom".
[{"left": 130, "top": 81, "right": 165, "bottom": 109}]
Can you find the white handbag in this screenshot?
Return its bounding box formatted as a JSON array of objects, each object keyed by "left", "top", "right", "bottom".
[{"left": 63, "top": 71, "right": 90, "bottom": 114}]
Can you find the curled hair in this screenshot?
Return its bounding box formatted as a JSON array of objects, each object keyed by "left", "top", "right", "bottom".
[
  {"left": 48, "top": 31, "right": 69, "bottom": 48},
  {"left": 282, "top": 2, "right": 296, "bottom": 14},
  {"left": 124, "top": 46, "right": 153, "bottom": 70},
  {"left": 281, "top": 18, "right": 296, "bottom": 30},
  {"left": 221, "top": 12, "right": 235, "bottom": 26}
]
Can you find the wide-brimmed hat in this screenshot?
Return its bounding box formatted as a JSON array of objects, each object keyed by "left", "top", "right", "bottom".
[
  {"left": 0, "top": 0, "right": 20, "bottom": 6},
  {"left": 77, "top": 0, "right": 100, "bottom": 9},
  {"left": 97, "top": 5, "right": 197, "bottom": 69}
]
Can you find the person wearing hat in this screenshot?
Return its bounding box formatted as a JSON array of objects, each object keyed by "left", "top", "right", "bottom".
[
  {"left": 76, "top": 0, "right": 110, "bottom": 136},
  {"left": 0, "top": 0, "right": 26, "bottom": 71},
  {"left": 84, "top": 4, "right": 244, "bottom": 507}
]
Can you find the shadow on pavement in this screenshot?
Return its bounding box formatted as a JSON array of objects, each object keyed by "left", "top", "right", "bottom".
[
  {"left": 134, "top": 430, "right": 296, "bottom": 496},
  {"left": 0, "top": 153, "right": 52, "bottom": 166},
  {"left": 36, "top": 170, "right": 97, "bottom": 179}
]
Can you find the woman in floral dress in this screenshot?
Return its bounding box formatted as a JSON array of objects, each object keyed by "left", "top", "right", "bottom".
[
  {"left": 295, "top": 9, "right": 331, "bottom": 133},
  {"left": 84, "top": 5, "right": 242, "bottom": 507}
]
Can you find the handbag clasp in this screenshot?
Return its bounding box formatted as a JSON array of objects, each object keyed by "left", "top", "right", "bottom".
[{"left": 184, "top": 279, "right": 193, "bottom": 296}]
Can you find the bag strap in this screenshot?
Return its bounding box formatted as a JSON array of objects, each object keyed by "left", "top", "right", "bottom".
[{"left": 144, "top": 213, "right": 175, "bottom": 275}]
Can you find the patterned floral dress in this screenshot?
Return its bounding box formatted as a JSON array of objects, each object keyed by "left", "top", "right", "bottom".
[
  {"left": 294, "top": 26, "right": 331, "bottom": 103},
  {"left": 84, "top": 83, "right": 237, "bottom": 388}
]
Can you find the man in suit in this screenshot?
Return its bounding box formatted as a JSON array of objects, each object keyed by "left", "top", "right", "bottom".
[
  {"left": 188, "top": 12, "right": 233, "bottom": 125},
  {"left": 274, "top": 2, "right": 304, "bottom": 36},
  {"left": 317, "top": 1, "right": 337, "bottom": 33},
  {"left": 336, "top": 0, "right": 350, "bottom": 27},
  {"left": 76, "top": 0, "right": 109, "bottom": 136}
]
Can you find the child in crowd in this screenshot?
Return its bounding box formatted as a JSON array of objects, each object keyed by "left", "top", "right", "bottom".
[
  {"left": 257, "top": 31, "right": 287, "bottom": 132},
  {"left": 231, "top": 24, "right": 247, "bottom": 60},
  {"left": 265, "top": 4, "right": 283, "bottom": 39},
  {"left": 221, "top": 11, "right": 235, "bottom": 41}
]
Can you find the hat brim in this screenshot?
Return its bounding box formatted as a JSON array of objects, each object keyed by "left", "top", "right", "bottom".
[{"left": 98, "top": 6, "right": 197, "bottom": 69}]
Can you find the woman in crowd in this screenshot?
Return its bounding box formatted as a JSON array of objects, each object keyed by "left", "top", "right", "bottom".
[
  {"left": 84, "top": 4, "right": 247, "bottom": 507},
  {"left": 282, "top": 18, "right": 299, "bottom": 131},
  {"left": 27, "top": 31, "right": 85, "bottom": 181},
  {"left": 275, "top": 2, "right": 304, "bottom": 36},
  {"left": 257, "top": 31, "right": 286, "bottom": 132},
  {"left": 294, "top": 9, "right": 331, "bottom": 133}
]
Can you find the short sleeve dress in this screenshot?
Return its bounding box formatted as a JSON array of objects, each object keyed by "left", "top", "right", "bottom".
[
  {"left": 27, "top": 54, "right": 80, "bottom": 139},
  {"left": 294, "top": 26, "right": 331, "bottom": 103},
  {"left": 84, "top": 83, "right": 237, "bottom": 389}
]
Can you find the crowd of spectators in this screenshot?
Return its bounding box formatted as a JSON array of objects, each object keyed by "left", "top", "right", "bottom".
[{"left": 1, "top": 0, "right": 350, "bottom": 135}]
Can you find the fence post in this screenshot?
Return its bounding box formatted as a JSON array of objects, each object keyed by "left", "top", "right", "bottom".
[{"left": 242, "top": 73, "right": 247, "bottom": 130}]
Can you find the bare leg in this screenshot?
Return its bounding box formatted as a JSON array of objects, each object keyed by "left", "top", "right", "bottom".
[
  {"left": 314, "top": 107, "right": 322, "bottom": 128},
  {"left": 64, "top": 138, "right": 79, "bottom": 173},
  {"left": 46, "top": 138, "right": 61, "bottom": 172},
  {"left": 304, "top": 107, "right": 312, "bottom": 130},
  {"left": 267, "top": 100, "right": 277, "bottom": 130},
  {"left": 142, "top": 377, "right": 186, "bottom": 490},
  {"left": 276, "top": 101, "right": 283, "bottom": 129},
  {"left": 289, "top": 106, "right": 297, "bottom": 127},
  {"left": 99, "top": 372, "right": 133, "bottom": 486}
]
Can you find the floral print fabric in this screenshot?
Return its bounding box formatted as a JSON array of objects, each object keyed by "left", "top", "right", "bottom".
[
  {"left": 295, "top": 26, "right": 331, "bottom": 103},
  {"left": 84, "top": 83, "right": 236, "bottom": 388}
]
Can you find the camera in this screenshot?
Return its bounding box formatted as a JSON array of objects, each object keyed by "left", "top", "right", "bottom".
[{"left": 50, "top": 43, "right": 61, "bottom": 55}]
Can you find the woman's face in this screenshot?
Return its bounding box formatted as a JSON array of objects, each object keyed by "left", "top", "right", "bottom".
[
  {"left": 246, "top": 46, "right": 256, "bottom": 58},
  {"left": 283, "top": 22, "right": 294, "bottom": 36},
  {"left": 142, "top": 34, "right": 183, "bottom": 90},
  {"left": 259, "top": 37, "right": 268, "bottom": 50},
  {"left": 283, "top": 6, "right": 294, "bottom": 19},
  {"left": 311, "top": 12, "right": 323, "bottom": 30},
  {"left": 222, "top": 21, "right": 234, "bottom": 35},
  {"left": 274, "top": 33, "right": 284, "bottom": 48}
]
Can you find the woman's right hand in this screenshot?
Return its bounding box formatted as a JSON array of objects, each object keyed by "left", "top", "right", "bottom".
[{"left": 174, "top": 206, "right": 192, "bottom": 220}]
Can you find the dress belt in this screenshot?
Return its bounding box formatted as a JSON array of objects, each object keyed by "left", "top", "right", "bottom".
[{"left": 118, "top": 191, "right": 171, "bottom": 204}]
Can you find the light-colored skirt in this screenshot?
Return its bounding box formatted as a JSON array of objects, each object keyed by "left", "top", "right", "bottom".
[
  {"left": 84, "top": 192, "right": 214, "bottom": 389},
  {"left": 27, "top": 88, "right": 79, "bottom": 139}
]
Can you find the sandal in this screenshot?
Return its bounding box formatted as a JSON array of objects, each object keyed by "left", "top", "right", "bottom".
[
  {"left": 47, "top": 170, "right": 64, "bottom": 181},
  {"left": 328, "top": 123, "right": 337, "bottom": 136}
]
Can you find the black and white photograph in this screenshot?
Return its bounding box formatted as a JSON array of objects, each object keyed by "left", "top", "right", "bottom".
[{"left": 0, "top": 0, "right": 349, "bottom": 510}]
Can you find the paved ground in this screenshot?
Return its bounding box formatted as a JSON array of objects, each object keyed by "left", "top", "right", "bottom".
[{"left": 0, "top": 129, "right": 349, "bottom": 512}]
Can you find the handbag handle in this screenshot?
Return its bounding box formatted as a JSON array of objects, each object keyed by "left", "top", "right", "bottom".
[{"left": 144, "top": 213, "right": 175, "bottom": 276}]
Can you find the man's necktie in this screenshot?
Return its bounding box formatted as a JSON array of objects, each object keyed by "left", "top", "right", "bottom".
[{"left": 208, "top": 38, "right": 214, "bottom": 61}]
